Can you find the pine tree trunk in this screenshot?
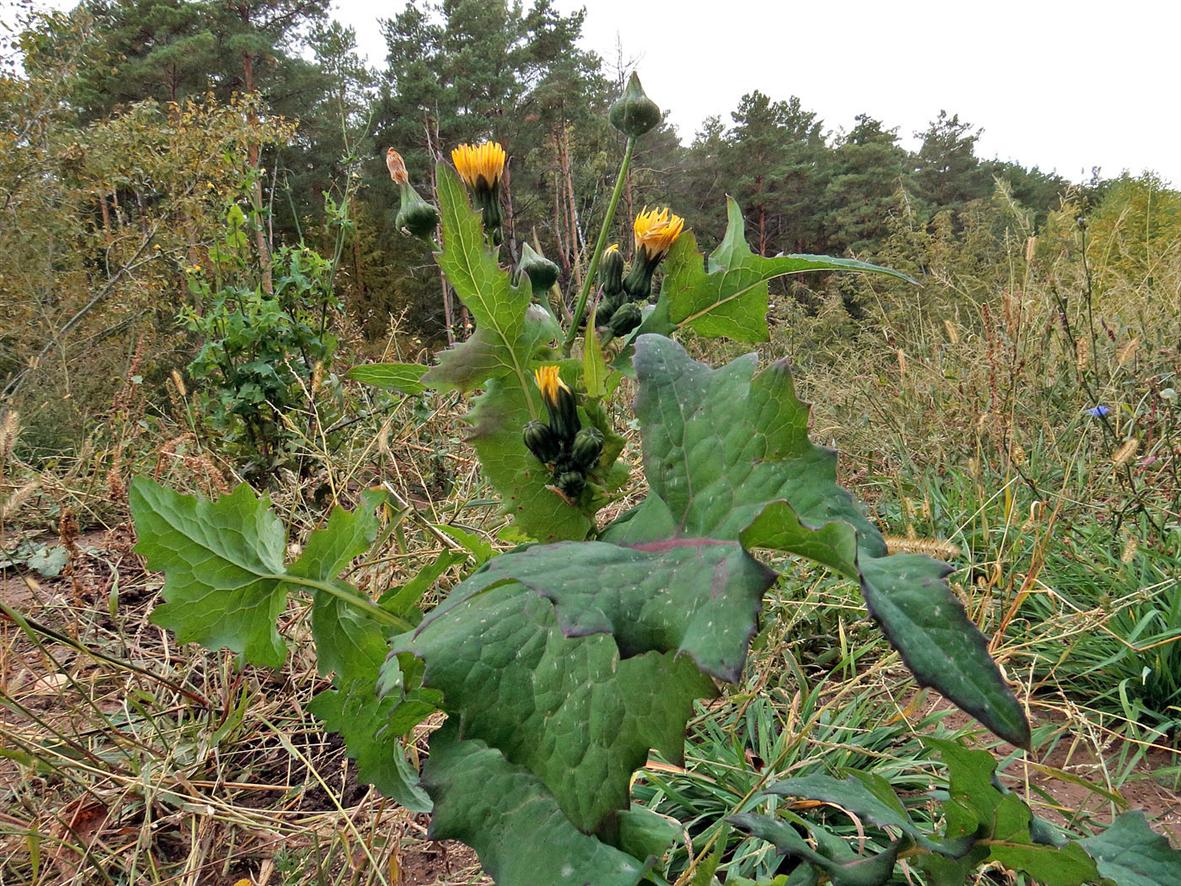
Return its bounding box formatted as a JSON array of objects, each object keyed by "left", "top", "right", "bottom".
[
  {"left": 241, "top": 47, "right": 273, "bottom": 295},
  {"left": 502, "top": 159, "right": 518, "bottom": 264},
  {"left": 559, "top": 125, "right": 582, "bottom": 298},
  {"left": 425, "top": 115, "right": 455, "bottom": 344},
  {"left": 551, "top": 130, "right": 569, "bottom": 275}
]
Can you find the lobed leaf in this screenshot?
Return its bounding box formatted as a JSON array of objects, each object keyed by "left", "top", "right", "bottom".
[
  {"left": 1080, "top": 811, "right": 1181, "bottom": 886},
  {"left": 605, "top": 336, "right": 1029, "bottom": 748},
  {"left": 398, "top": 583, "right": 713, "bottom": 833},
  {"left": 131, "top": 478, "right": 288, "bottom": 668},
  {"left": 659, "top": 197, "right": 917, "bottom": 343},
  {"left": 424, "top": 538, "right": 775, "bottom": 682}
]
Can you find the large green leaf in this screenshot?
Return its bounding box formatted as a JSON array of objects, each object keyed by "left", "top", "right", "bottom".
[
  {"left": 659, "top": 197, "right": 917, "bottom": 342},
  {"left": 132, "top": 479, "right": 431, "bottom": 810},
  {"left": 1080, "top": 811, "right": 1181, "bottom": 886},
  {"left": 423, "top": 162, "right": 590, "bottom": 542},
  {"left": 605, "top": 336, "right": 1029, "bottom": 749},
  {"left": 987, "top": 842, "right": 1097, "bottom": 886},
  {"left": 425, "top": 538, "right": 775, "bottom": 682},
  {"left": 398, "top": 583, "right": 713, "bottom": 833},
  {"left": 131, "top": 478, "right": 288, "bottom": 668},
  {"left": 423, "top": 725, "right": 645, "bottom": 886},
  {"left": 605, "top": 336, "right": 882, "bottom": 547}
]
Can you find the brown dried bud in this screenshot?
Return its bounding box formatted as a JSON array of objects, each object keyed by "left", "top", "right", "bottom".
[{"left": 386, "top": 148, "right": 408, "bottom": 185}]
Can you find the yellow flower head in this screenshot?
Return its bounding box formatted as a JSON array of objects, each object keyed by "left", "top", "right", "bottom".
[
  {"left": 633, "top": 207, "right": 684, "bottom": 260},
  {"left": 386, "top": 148, "right": 408, "bottom": 185},
  {"left": 534, "top": 364, "right": 569, "bottom": 407},
  {"left": 605, "top": 243, "right": 620, "bottom": 255},
  {"left": 451, "top": 141, "right": 506, "bottom": 190}
]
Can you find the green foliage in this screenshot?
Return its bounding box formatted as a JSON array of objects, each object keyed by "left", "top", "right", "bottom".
[
  {"left": 730, "top": 737, "right": 1181, "bottom": 886},
  {"left": 1080, "top": 811, "right": 1181, "bottom": 886},
  {"left": 131, "top": 328, "right": 1034, "bottom": 882},
  {"left": 181, "top": 212, "right": 340, "bottom": 476},
  {"left": 132, "top": 479, "right": 291, "bottom": 668},
  {"left": 121, "top": 62, "right": 1180, "bottom": 886},
  {"left": 422, "top": 161, "right": 594, "bottom": 540}
]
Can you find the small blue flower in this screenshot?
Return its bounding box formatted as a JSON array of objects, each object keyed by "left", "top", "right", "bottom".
[{"left": 1086, "top": 405, "right": 1110, "bottom": 418}]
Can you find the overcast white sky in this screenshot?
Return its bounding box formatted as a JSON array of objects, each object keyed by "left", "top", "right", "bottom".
[
  {"left": 335, "top": 0, "right": 1180, "bottom": 184},
  {"left": 7, "top": 0, "right": 1175, "bottom": 182}
]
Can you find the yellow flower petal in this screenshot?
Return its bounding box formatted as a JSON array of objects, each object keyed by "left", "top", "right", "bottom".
[
  {"left": 534, "top": 364, "right": 569, "bottom": 406},
  {"left": 451, "top": 141, "right": 506, "bottom": 189},
  {"left": 633, "top": 207, "right": 684, "bottom": 260}
]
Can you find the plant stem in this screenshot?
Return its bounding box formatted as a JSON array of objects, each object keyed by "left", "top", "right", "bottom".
[
  {"left": 271, "top": 573, "right": 414, "bottom": 632},
  {"left": 563, "top": 135, "right": 635, "bottom": 355}
]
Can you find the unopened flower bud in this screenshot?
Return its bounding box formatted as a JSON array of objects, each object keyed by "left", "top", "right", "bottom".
[
  {"left": 518, "top": 242, "right": 559, "bottom": 293},
  {"left": 609, "top": 72, "right": 661, "bottom": 139},
  {"left": 555, "top": 470, "right": 586, "bottom": 500},
  {"left": 607, "top": 302, "right": 642, "bottom": 338},
  {"left": 570, "top": 427, "right": 604, "bottom": 472},
  {"left": 599, "top": 243, "right": 625, "bottom": 296},
  {"left": 524, "top": 420, "right": 561, "bottom": 464}
]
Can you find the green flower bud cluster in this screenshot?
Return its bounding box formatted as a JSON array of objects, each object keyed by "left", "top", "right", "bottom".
[
  {"left": 593, "top": 245, "right": 640, "bottom": 338},
  {"left": 524, "top": 366, "right": 604, "bottom": 502}
]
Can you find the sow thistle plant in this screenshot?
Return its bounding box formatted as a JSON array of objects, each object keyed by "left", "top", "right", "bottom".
[{"left": 129, "top": 74, "right": 1181, "bottom": 885}]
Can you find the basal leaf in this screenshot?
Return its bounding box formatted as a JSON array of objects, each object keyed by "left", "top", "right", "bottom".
[
  {"left": 1080, "top": 811, "right": 1181, "bottom": 886},
  {"left": 763, "top": 774, "right": 921, "bottom": 840},
  {"left": 423, "top": 161, "right": 590, "bottom": 542},
  {"left": 660, "top": 197, "right": 917, "bottom": 343},
  {"left": 425, "top": 538, "right": 775, "bottom": 682},
  {"left": 346, "top": 362, "right": 428, "bottom": 394},
  {"left": 728, "top": 814, "right": 901, "bottom": 886},
  {"left": 397, "top": 583, "right": 714, "bottom": 833},
  {"left": 987, "top": 841, "right": 1098, "bottom": 886},
  {"left": 423, "top": 725, "right": 645, "bottom": 886},
  {"left": 607, "top": 336, "right": 1030, "bottom": 749},
  {"left": 131, "top": 478, "right": 288, "bottom": 668},
  {"left": 307, "top": 678, "right": 431, "bottom": 812}
]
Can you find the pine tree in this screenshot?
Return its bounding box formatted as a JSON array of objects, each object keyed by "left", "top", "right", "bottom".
[{"left": 823, "top": 114, "right": 908, "bottom": 254}]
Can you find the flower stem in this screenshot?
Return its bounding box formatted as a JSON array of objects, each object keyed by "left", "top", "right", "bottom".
[{"left": 563, "top": 135, "right": 635, "bottom": 355}]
